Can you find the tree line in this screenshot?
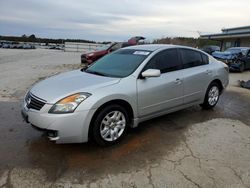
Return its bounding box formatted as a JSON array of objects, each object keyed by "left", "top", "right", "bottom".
[
  {"left": 0, "top": 34, "right": 96, "bottom": 44},
  {"left": 0, "top": 34, "right": 219, "bottom": 48},
  {"left": 153, "top": 37, "right": 220, "bottom": 48}
]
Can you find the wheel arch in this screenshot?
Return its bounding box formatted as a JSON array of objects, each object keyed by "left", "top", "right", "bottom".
[
  {"left": 88, "top": 99, "right": 134, "bottom": 140},
  {"left": 210, "top": 79, "right": 223, "bottom": 94}
]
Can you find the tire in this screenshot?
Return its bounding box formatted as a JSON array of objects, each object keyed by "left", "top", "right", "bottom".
[
  {"left": 92, "top": 104, "right": 129, "bottom": 146},
  {"left": 200, "top": 82, "right": 220, "bottom": 109}
]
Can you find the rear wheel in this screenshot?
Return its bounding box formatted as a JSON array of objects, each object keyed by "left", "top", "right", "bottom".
[
  {"left": 200, "top": 82, "right": 220, "bottom": 109},
  {"left": 92, "top": 104, "right": 129, "bottom": 146}
]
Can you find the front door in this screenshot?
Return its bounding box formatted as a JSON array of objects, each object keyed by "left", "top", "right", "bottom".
[{"left": 137, "top": 49, "right": 184, "bottom": 117}]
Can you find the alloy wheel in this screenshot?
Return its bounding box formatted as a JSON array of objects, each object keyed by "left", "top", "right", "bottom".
[
  {"left": 99, "top": 111, "right": 126, "bottom": 142},
  {"left": 208, "top": 86, "right": 219, "bottom": 106}
]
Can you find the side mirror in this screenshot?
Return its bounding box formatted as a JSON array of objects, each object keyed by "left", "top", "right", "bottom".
[{"left": 141, "top": 69, "right": 161, "bottom": 78}]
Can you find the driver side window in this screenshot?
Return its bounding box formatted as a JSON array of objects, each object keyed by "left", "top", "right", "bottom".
[{"left": 144, "top": 49, "right": 182, "bottom": 73}]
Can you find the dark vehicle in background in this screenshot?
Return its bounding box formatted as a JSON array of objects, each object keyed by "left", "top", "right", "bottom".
[
  {"left": 1, "top": 41, "right": 18, "bottom": 48},
  {"left": 81, "top": 36, "right": 145, "bottom": 64},
  {"left": 0, "top": 42, "right": 35, "bottom": 49},
  {"left": 2, "top": 42, "right": 12, "bottom": 48},
  {"left": 229, "top": 48, "right": 250, "bottom": 72},
  {"left": 17, "top": 44, "right": 24, "bottom": 49},
  {"left": 49, "top": 44, "right": 64, "bottom": 50},
  {"left": 201, "top": 45, "right": 220, "bottom": 55},
  {"left": 212, "top": 47, "right": 248, "bottom": 64},
  {"left": 11, "top": 42, "right": 19, "bottom": 49},
  {"left": 22, "top": 44, "right": 36, "bottom": 49}
]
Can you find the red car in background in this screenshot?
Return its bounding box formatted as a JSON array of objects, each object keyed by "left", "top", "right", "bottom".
[{"left": 81, "top": 36, "right": 145, "bottom": 64}]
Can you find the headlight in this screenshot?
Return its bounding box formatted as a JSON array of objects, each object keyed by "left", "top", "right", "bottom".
[{"left": 49, "top": 93, "right": 91, "bottom": 114}]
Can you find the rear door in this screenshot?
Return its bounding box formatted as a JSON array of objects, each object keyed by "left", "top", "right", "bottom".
[
  {"left": 179, "top": 49, "right": 211, "bottom": 104},
  {"left": 137, "top": 49, "right": 184, "bottom": 117}
]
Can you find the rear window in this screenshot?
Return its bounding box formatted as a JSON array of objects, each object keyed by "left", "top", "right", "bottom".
[
  {"left": 180, "top": 49, "right": 207, "bottom": 68},
  {"left": 201, "top": 53, "right": 209, "bottom": 64}
]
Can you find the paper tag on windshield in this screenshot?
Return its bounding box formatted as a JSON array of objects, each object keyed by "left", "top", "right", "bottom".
[{"left": 133, "top": 51, "right": 150, "bottom": 55}]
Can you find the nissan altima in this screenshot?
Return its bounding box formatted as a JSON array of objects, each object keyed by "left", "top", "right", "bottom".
[{"left": 21, "top": 44, "right": 229, "bottom": 146}]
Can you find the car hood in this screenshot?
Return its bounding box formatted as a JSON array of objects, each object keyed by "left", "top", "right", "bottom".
[
  {"left": 84, "top": 50, "right": 107, "bottom": 56},
  {"left": 212, "top": 51, "right": 235, "bottom": 60},
  {"left": 30, "top": 70, "right": 120, "bottom": 103}
]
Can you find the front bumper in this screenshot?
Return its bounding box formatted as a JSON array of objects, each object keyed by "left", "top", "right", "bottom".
[{"left": 21, "top": 100, "right": 96, "bottom": 143}]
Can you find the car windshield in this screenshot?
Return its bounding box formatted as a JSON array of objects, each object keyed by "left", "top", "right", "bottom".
[{"left": 85, "top": 49, "right": 151, "bottom": 78}]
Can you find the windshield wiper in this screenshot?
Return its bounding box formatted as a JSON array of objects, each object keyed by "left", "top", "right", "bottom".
[{"left": 85, "top": 70, "right": 107, "bottom": 77}]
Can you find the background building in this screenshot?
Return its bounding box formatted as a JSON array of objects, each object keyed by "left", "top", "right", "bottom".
[{"left": 200, "top": 26, "right": 250, "bottom": 51}]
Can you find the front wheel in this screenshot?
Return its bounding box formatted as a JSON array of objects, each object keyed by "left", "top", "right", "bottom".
[
  {"left": 200, "top": 82, "right": 220, "bottom": 109},
  {"left": 92, "top": 104, "right": 129, "bottom": 146}
]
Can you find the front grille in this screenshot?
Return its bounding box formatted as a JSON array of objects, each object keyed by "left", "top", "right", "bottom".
[{"left": 25, "top": 92, "right": 46, "bottom": 111}]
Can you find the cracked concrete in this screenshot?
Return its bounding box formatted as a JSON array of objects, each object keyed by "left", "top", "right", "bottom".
[
  {"left": 1, "top": 117, "right": 249, "bottom": 188},
  {"left": 1, "top": 49, "right": 250, "bottom": 187}
]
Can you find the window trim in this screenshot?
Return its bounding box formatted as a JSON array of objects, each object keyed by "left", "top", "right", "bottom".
[
  {"left": 138, "top": 48, "right": 210, "bottom": 79},
  {"left": 201, "top": 52, "right": 209, "bottom": 65},
  {"left": 140, "top": 48, "right": 183, "bottom": 76},
  {"left": 179, "top": 48, "right": 209, "bottom": 69}
]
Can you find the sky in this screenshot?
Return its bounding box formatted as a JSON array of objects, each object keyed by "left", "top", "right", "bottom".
[{"left": 0, "top": 0, "right": 250, "bottom": 42}]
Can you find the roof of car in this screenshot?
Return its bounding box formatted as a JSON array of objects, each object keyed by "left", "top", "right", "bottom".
[
  {"left": 228, "top": 47, "right": 250, "bottom": 50},
  {"left": 124, "top": 44, "right": 196, "bottom": 52}
]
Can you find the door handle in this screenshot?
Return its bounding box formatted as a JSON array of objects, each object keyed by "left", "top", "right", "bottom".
[{"left": 174, "top": 78, "right": 182, "bottom": 84}]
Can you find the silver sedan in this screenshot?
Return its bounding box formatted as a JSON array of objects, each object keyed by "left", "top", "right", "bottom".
[{"left": 21, "top": 44, "right": 229, "bottom": 146}]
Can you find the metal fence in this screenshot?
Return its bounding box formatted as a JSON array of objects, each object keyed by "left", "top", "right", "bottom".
[
  {"left": 0, "top": 40, "right": 105, "bottom": 53},
  {"left": 64, "top": 42, "right": 103, "bottom": 53}
]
